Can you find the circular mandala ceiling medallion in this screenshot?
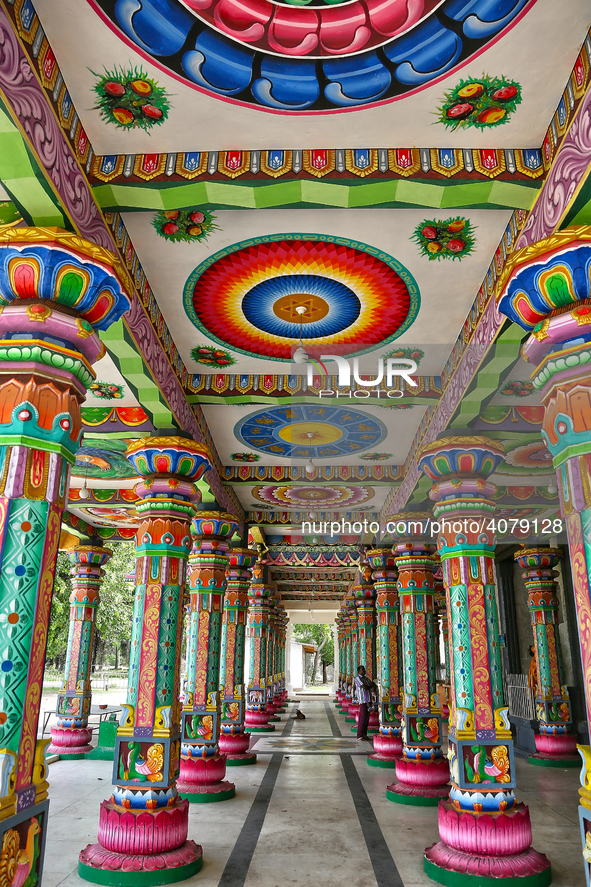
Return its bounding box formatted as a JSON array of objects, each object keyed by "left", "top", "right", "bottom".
[
  {"left": 92, "top": 0, "right": 532, "bottom": 112},
  {"left": 235, "top": 404, "right": 387, "bottom": 457},
  {"left": 252, "top": 484, "right": 374, "bottom": 507},
  {"left": 184, "top": 235, "right": 419, "bottom": 361}
]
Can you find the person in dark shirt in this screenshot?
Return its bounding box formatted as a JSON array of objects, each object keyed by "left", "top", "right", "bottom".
[{"left": 354, "top": 665, "right": 376, "bottom": 741}]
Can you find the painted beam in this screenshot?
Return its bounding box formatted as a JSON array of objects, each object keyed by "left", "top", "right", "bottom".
[{"left": 93, "top": 178, "right": 539, "bottom": 213}]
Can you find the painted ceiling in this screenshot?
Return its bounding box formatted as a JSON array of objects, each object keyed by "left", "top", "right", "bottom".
[{"left": 2, "top": 0, "right": 589, "bottom": 598}]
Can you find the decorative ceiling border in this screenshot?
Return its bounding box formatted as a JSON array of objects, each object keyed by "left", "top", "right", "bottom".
[
  {"left": 187, "top": 374, "right": 441, "bottom": 402},
  {"left": 224, "top": 465, "right": 402, "bottom": 482},
  {"left": 89, "top": 148, "right": 543, "bottom": 186}
]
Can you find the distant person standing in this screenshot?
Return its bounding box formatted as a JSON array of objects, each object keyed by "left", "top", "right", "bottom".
[{"left": 355, "top": 665, "right": 376, "bottom": 742}]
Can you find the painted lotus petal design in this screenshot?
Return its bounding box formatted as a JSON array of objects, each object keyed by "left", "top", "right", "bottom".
[
  {"left": 183, "top": 234, "right": 419, "bottom": 361},
  {"left": 89, "top": 0, "right": 535, "bottom": 111}
]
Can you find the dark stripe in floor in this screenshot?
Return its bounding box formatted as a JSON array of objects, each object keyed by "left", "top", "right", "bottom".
[
  {"left": 218, "top": 708, "right": 295, "bottom": 886},
  {"left": 324, "top": 701, "right": 342, "bottom": 737},
  {"left": 340, "top": 753, "right": 405, "bottom": 887}
]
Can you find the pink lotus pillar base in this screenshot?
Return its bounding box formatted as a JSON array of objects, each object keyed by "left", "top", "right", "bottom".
[
  {"left": 79, "top": 803, "right": 202, "bottom": 884},
  {"left": 177, "top": 754, "right": 235, "bottom": 800},
  {"left": 368, "top": 732, "right": 402, "bottom": 764},
  {"left": 387, "top": 758, "right": 450, "bottom": 804},
  {"left": 424, "top": 800, "right": 551, "bottom": 884},
  {"left": 529, "top": 732, "right": 579, "bottom": 764},
  {"left": 245, "top": 709, "right": 274, "bottom": 731},
  {"left": 48, "top": 726, "right": 93, "bottom": 756},
  {"left": 219, "top": 731, "right": 257, "bottom": 764}
]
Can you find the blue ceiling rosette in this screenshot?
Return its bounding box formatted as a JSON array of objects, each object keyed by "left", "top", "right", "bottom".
[{"left": 91, "top": 0, "right": 533, "bottom": 112}]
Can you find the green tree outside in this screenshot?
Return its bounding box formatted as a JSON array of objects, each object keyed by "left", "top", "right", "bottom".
[
  {"left": 47, "top": 541, "right": 136, "bottom": 668},
  {"left": 293, "top": 623, "right": 334, "bottom": 684}
]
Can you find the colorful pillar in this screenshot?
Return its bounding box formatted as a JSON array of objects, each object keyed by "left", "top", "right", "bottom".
[
  {"left": 79, "top": 437, "right": 211, "bottom": 884},
  {"left": 275, "top": 604, "right": 288, "bottom": 707},
  {"left": 335, "top": 613, "right": 345, "bottom": 705},
  {"left": 346, "top": 594, "right": 361, "bottom": 721},
  {"left": 341, "top": 604, "right": 354, "bottom": 713},
  {"left": 434, "top": 566, "right": 451, "bottom": 722},
  {"left": 366, "top": 548, "right": 402, "bottom": 766},
  {"left": 387, "top": 541, "right": 449, "bottom": 805},
  {"left": 265, "top": 596, "right": 280, "bottom": 719},
  {"left": 219, "top": 546, "right": 258, "bottom": 765},
  {"left": 177, "top": 511, "right": 239, "bottom": 802},
  {"left": 244, "top": 569, "right": 275, "bottom": 733},
  {"left": 0, "top": 228, "right": 129, "bottom": 886},
  {"left": 418, "top": 437, "right": 551, "bottom": 886},
  {"left": 498, "top": 233, "right": 591, "bottom": 882},
  {"left": 48, "top": 544, "right": 112, "bottom": 757},
  {"left": 352, "top": 573, "right": 379, "bottom": 733},
  {"left": 514, "top": 547, "right": 578, "bottom": 765}
]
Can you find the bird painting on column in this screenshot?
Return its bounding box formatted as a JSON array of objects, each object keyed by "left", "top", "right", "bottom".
[{"left": 0, "top": 819, "right": 41, "bottom": 887}]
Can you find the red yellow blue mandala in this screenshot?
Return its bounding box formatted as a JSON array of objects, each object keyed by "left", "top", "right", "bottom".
[{"left": 183, "top": 234, "right": 420, "bottom": 362}]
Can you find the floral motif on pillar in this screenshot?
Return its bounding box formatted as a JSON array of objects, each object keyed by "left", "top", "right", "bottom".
[
  {"left": 419, "top": 437, "right": 550, "bottom": 886},
  {"left": 219, "top": 547, "right": 258, "bottom": 765},
  {"left": 79, "top": 437, "right": 211, "bottom": 884},
  {"left": 386, "top": 542, "right": 449, "bottom": 804},
  {"left": 498, "top": 231, "right": 591, "bottom": 882},
  {"left": 49, "top": 545, "right": 112, "bottom": 757},
  {"left": 366, "top": 549, "right": 402, "bottom": 766},
  {"left": 177, "top": 511, "right": 239, "bottom": 802},
  {"left": 0, "top": 228, "right": 129, "bottom": 887},
  {"left": 244, "top": 568, "right": 275, "bottom": 733},
  {"left": 514, "top": 548, "right": 578, "bottom": 764}
]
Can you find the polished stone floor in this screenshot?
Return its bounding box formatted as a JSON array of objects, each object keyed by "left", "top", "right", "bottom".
[{"left": 44, "top": 698, "right": 582, "bottom": 887}]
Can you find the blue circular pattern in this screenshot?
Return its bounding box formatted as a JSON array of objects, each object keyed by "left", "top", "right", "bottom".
[
  {"left": 241, "top": 274, "right": 360, "bottom": 339},
  {"left": 1, "top": 661, "right": 13, "bottom": 673},
  {"left": 235, "top": 404, "right": 387, "bottom": 459},
  {"left": 93, "top": 0, "right": 532, "bottom": 113},
  {"left": 14, "top": 566, "right": 25, "bottom": 577}
]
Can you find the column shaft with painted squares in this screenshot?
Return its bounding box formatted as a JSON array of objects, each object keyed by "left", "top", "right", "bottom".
[
  {"left": 515, "top": 547, "right": 578, "bottom": 765},
  {"left": 48, "top": 545, "right": 112, "bottom": 757},
  {"left": 0, "top": 228, "right": 129, "bottom": 887},
  {"left": 387, "top": 542, "right": 449, "bottom": 805},
  {"left": 219, "top": 547, "right": 257, "bottom": 765},
  {"left": 79, "top": 437, "right": 211, "bottom": 885},
  {"left": 177, "top": 510, "right": 239, "bottom": 802},
  {"left": 366, "top": 548, "right": 402, "bottom": 765},
  {"left": 245, "top": 566, "right": 274, "bottom": 733},
  {"left": 419, "top": 437, "right": 551, "bottom": 887}
]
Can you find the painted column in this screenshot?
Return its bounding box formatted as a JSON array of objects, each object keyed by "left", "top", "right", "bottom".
[
  {"left": 335, "top": 613, "right": 345, "bottom": 704},
  {"left": 352, "top": 573, "right": 379, "bottom": 733},
  {"left": 366, "top": 548, "right": 402, "bottom": 766},
  {"left": 331, "top": 621, "right": 339, "bottom": 696},
  {"left": 265, "top": 596, "right": 279, "bottom": 718},
  {"left": 177, "top": 511, "right": 239, "bottom": 802},
  {"left": 48, "top": 545, "right": 112, "bottom": 757},
  {"left": 387, "top": 542, "right": 449, "bottom": 805},
  {"left": 434, "top": 567, "right": 451, "bottom": 722},
  {"left": 286, "top": 622, "right": 294, "bottom": 696},
  {"left": 276, "top": 605, "right": 288, "bottom": 706},
  {"left": 346, "top": 595, "right": 361, "bottom": 721},
  {"left": 342, "top": 597, "right": 356, "bottom": 716},
  {"left": 79, "top": 437, "right": 211, "bottom": 884},
  {"left": 244, "top": 568, "right": 275, "bottom": 733},
  {"left": 419, "top": 437, "right": 551, "bottom": 886},
  {"left": 498, "top": 233, "right": 591, "bottom": 882},
  {"left": 514, "top": 547, "right": 578, "bottom": 764},
  {"left": 219, "top": 546, "right": 257, "bottom": 765},
  {"left": 0, "top": 228, "right": 129, "bottom": 886}
]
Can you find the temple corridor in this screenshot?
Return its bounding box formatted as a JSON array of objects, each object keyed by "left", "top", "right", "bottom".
[{"left": 43, "top": 700, "right": 581, "bottom": 887}]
